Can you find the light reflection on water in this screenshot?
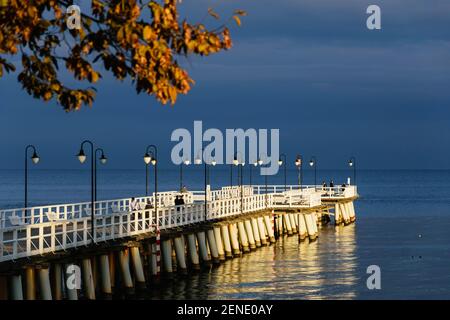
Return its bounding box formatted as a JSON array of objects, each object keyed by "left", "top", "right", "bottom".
[{"left": 145, "top": 224, "right": 358, "bottom": 300}]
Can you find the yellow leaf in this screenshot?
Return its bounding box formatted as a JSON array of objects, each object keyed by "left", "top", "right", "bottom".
[
  {"left": 232, "top": 15, "right": 241, "bottom": 27},
  {"left": 143, "top": 25, "right": 153, "bottom": 41}
]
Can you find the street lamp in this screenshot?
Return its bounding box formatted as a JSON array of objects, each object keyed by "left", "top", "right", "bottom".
[
  {"left": 94, "top": 148, "right": 107, "bottom": 202},
  {"left": 348, "top": 156, "right": 356, "bottom": 185},
  {"left": 249, "top": 160, "right": 258, "bottom": 186},
  {"left": 144, "top": 144, "right": 158, "bottom": 228},
  {"left": 278, "top": 153, "right": 287, "bottom": 191},
  {"left": 77, "top": 140, "right": 95, "bottom": 242},
  {"left": 295, "top": 155, "right": 303, "bottom": 189},
  {"left": 195, "top": 150, "right": 208, "bottom": 221},
  {"left": 209, "top": 158, "right": 216, "bottom": 186},
  {"left": 233, "top": 152, "right": 245, "bottom": 214},
  {"left": 309, "top": 156, "right": 317, "bottom": 188},
  {"left": 24, "top": 145, "right": 40, "bottom": 209},
  {"left": 179, "top": 158, "right": 190, "bottom": 192}
]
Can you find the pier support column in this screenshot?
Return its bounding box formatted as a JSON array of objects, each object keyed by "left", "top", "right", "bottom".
[
  {"left": 334, "top": 203, "right": 343, "bottom": 225},
  {"left": 64, "top": 264, "right": 78, "bottom": 300},
  {"left": 213, "top": 226, "right": 226, "bottom": 261},
  {"left": 52, "top": 263, "right": 63, "bottom": 300},
  {"left": 220, "top": 225, "right": 233, "bottom": 259},
  {"left": 206, "top": 229, "right": 220, "bottom": 264},
  {"left": 229, "top": 223, "right": 241, "bottom": 256},
  {"left": 238, "top": 221, "right": 250, "bottom": 253},
  {"left": 340, "top": 203, "right": 351, "bottom": 225},
  {"left": 10, "top": 274, "right": 23, "bottom": 300},
  {"left": 298, "top": 213, "right": 307, "bottom": 241},
  {"left": 263, "top": 215, "right": 275, "bottom": 243},
  {"left": 81, "top": 258, "right": 95, "bottom": 300},
  {"left": 37, "top": 266, "right": 52, "bottom": 300},
  {"left": 24, "top": 266, "right": 36, "bottom": 300},
  {"left": 148, "top": 243, "right": 159, "bottom": 277},
  {"left": 108, "top": 252, "right": 116, "bottom": 293},
  {"left": 244, "top": 220, "right": 256, "bottom": 250},
  {"left": 130, "top": 246, "right": 146, "bottom": 288},
  {"left": 284, "top": 213, "right": 293, "bottom": 236},
  {"left": 99, "top": 254, "right": 112, "bottom": 299},
  {"left": 174, "top": 236, "right": 188, "bottom": 274},
  {"left": 348, "top": 202, "right": 356, "bottom": 222},
  {"left": 289, "top": 213, "right": 298, "bottom": 234},
  {"left": 257, "top": 217, "right": 268, "bottom": 246},
  {"left": 197, "top": 231, "right": 211, "bottom": 266},
  {"left": 161, "top": 239, "right": 174, "bottom": 275},
  {"left": 304, "top": 213, "right": 317, "bottom": 241},
  {"left": 118, "top": 249, "right": 134, "bottom": 295},
  {"left": 251, "top": 218, "right": 261, "bottom": 248},
  {"left": 187, "top": 233, "right": 200, "bottom": 270}
]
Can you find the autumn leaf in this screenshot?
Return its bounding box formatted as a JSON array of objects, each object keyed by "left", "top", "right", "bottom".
[{"left": 232, "top": 15, "right": 241, "bottom": 27}]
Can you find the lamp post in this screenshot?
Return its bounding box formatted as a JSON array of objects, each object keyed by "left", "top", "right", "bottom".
[
  {"left": 195, "top": 150, "right": 208, "bottom": 222},
  {"left": 249, "top": 160, "right": 258, "bottom": 186},
  {"left": 348, "top": 156, "right": 356, "bottom": 185},
  {"left": 295, "top": 155, "right": 303, "bottom": 189},
  {"left": 309, "top": 156, "right": 317, "bottom": 188},
  {"left": 24, "top": 145, "right": 40, "bottom": 209},
  {"left": 77, "top": 140, "right": 95, "bottom": 242},
  {"left": 278, "top": 153, "right": 287, "bottom": 191},
  {"left": 233, "top": 153, "right": 244, "bottom": 214},
  {"left": 143, "top": 145, "right": 158, "bottom": 228},
  {"left": 94, "top": 148, "right": 107, "bottom": 202},
  {"left": 209, "top": 159, "right": 216, "bottom": 186},
  {"left": 179, "top": 159, "right": 190, "bottom": 192}
]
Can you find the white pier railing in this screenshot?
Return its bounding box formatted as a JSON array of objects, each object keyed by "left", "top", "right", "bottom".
[{"left": 0, "top": 184, "right": 357, "bottom": 263}]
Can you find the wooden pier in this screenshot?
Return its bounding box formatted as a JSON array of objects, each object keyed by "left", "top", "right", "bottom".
[{"left": 0, "top": 184, "right": 358, "bottom": 300}]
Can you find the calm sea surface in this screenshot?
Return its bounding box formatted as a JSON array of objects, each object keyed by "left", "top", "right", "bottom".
[{"left": 1, "top": 169, "right": 450, "bottom": 299}]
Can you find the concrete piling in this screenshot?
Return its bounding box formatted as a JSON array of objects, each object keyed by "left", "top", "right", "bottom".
[
  {"left": 99, "top": 254, "right": 112, "bottom": 298},
  {"left": 118, "top": 249, "right": 134, "bottom": 296},
  {"left": 52, "top": 263, "right": 63, "bottom": 300},
  {"left": 289, "top": 213, "right": 297, "bottom": 233},
  {"left": 213, "top": 226, "right": 226, "bottom": 261},
  {"left": 81, "top": 258, "right": 95, "bottom": 300},
  {"left": 263, "top": 215, "right": 276, "bottom": 243},
  {"left": 244, "top": 220, "right": 256, "bottom": 250},
  {"left": 10, "top": 274, "right": 23, "bottom": 300},
  {"left": 229, "top": 223, "right": 241, "bottom": 256},
  {"left": 24, "top": 266, "right": 36, "bottom": 300},
  {"left": 251, "top": 218, "right": 261, "bottom": 247},
  {"left": 237, "top": 221, "right": 250, "bottom": 253},
  {"left": 187, "top": 233, "right": 200, "bottom": 270},
  {"left": 220, "top": 224, "right": 233, "bottom": 259},
  {"left": 257, "top": 217, "right": 268, "bottom": 246},
  {"left": 304, "top": 213, "right": 317, "bottom": 241},
  {"left": 37, "top": 266, "right": 52, "bottom": 300},
  {"left": 284, "top": 213, "right": 293, "bottom": 236},
  {"left": 174, "top": 236, "right": 188, "bottom": 274},
  {"left": 64, "top": 263, "right": 78, "bottom": 300},
  {"left": 298, "top": 213, "right": 308, "bottom": 241},
  {"left": 206, "top": 229, "right": 220, "bottom": 264},
  {"left": 161, "top": 239, "right": 174, "bottom": 275},
  {"left": 197, "top": 231, "right": 211, "bottom": 266}
]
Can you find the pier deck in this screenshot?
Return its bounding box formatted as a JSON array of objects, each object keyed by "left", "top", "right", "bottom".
[{"left": 0, "top": 185, "right": 357, "bottom": 265}]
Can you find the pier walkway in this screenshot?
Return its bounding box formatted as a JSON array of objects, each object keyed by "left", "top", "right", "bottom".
[
  {"left": 0, "top": 185, "right": 357, "bottom": 264},
  {"left": 0, "top": 184, "right": 358, "bottom": 300}
]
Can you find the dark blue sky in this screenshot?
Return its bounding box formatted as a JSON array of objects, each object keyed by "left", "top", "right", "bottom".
[{"left": 1, "top": 0, "right": 450, "bottom": 170}]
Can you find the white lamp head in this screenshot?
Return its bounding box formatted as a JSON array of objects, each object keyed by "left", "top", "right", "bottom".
[{"left": 77, "top": 149, "right": 87, "bottom": 164}]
